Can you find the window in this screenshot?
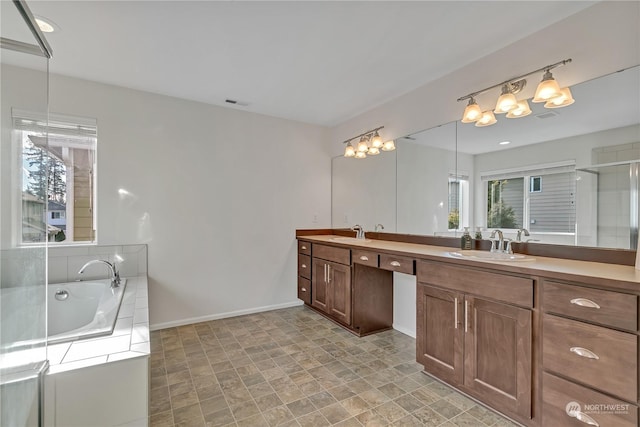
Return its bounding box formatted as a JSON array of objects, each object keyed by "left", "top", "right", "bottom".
[
  {"left": 483, "top": 163, "right": 576, "bottom": 233},
  {"left": 15, "top": 110, "right": 97, "bottom": 244},
  {"left": 530, "top": 176, "right": 542, "bottom": 192}
]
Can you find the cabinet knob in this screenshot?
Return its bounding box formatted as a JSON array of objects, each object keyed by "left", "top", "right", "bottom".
[
  {"left": 301, "top": 245, "right": 307, "bottom": 250},
  {"left": 570, "top": 298, "right": 600, "bottom": 309},
  {"left": 301, "top": 287, "right": 307, "bottom": 292},
  {"left": 570, "top": 346, "right": 599, "bottom": 360},
  {"left": 390, "top": 261, "right": 401, "bottom": 267},
  {"left": 360, "top": 255, "right": 369, "bottom": 261},
  {"left": 301, "top": 264, "right": 307, "bottom": 268}
]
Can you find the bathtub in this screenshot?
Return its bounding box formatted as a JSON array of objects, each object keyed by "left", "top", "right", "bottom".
[
  {"left": 47, "top": 279, "right": 127, "bottom": 344},
  {"left": 0, "top": 279, "right": 127, "bottom": 350}
]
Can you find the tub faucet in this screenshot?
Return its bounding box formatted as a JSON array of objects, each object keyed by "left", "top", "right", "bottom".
[
  {"left": 351, "top": 224, "right": 365, "bottom": 239},
  {"left": 489, "top": 230, "right": 504, "bottom": 253},
  {"left": 78, "top": 259, "right": 120, "bottom": 288}
]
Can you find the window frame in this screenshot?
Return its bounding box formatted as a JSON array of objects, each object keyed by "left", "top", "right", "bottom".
[{"left": 14, "top": 109, "right": 98, "bottom": 247}]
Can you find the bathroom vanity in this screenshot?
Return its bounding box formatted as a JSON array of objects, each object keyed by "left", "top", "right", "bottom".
[{"left": 296, "top": 230, "right": 639, "bottom": 427}]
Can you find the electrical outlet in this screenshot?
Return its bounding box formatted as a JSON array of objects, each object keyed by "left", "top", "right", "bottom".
[
  {"left": 344, "top": 214, "right": 349, "bottom": 223},
  {"left": 312, "top": 214, "right": 318, "bottom": 223}
]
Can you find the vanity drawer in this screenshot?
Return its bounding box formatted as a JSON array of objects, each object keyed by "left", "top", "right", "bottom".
[
  {"left": 543, "top": 314, "right": 637, "bottom": 401},
  {"left": 298, "top": 254, "right": 311, "bottom": 279},
  {"left": 313, "top": 244, "right": 350, "bottom": 265},
  {"left": 298, "top": 240, "right": 311, "bottom": 256},
  {"left": 353, "top": 250, "right": 378, "bottom": 267},
  {"left": 417, "top": 261, "right": 533, "bottom": 308},
  {"left": 542, "top": 372, "right": 637, "bottom": 427},
  {"left": 543, "top": 280, "right": 637, "bottom": 331},
  {"left": 379, "top": 254, "right": 414, "bottom": 275},
  {"left": 298, "top": 277, "right": 311, "bottom": 305}
]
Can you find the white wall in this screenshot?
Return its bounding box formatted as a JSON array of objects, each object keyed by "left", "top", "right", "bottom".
[
  {"left": 329, "top": 1, "right": 640, "bottom": 155},
  {"left": 1, "top": 64, "right": 331, "bottom": 329}
]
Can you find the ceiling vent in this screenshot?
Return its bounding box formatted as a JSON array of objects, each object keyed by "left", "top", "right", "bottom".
[{"left": 535, "top": 111, "right": 559, "bottom": 119}]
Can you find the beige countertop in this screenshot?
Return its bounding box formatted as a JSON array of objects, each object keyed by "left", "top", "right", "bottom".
[{"left": 300, "top": 235, "right": 640, "bottom": 289}]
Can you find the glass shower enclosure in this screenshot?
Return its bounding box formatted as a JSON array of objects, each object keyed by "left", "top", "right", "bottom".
[{"left": 1, "top": 1, "right": 53, "bottom": 425}]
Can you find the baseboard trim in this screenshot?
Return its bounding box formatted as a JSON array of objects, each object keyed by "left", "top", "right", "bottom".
[
  {"left": 392, "top": 324, "right": 416, "bottom": 339},
  {"left": 150, "top": 300, "right": 304, "bottom": 331}
]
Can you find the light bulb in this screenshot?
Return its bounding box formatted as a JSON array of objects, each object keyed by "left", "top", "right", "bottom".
[
  {"left": 494, "top": 85, "right": 518, "bottom": 113},
  {"left": 367, "top": 146, "right": 380, "bottom": 155},
  {"left": 506, "top": 100, "right": 532, "bottom": 118},
  {"left": 354, "top": 151, "right": 367, "bottom": 159},
  {"left": 357, "top": 137, "right": 369, "bottom": 152},
  {"left": 382, "top": 140, "right": 396, "bottom": 151},
  {"left": 461, "top": 98, "right": 482, "bottom": 123},
  {"left": 370, "top": 131, "right": 383, "bottom": 148},
  {"left": 344, "top": 142, "right": 355, "bottom": 157},
  {"left": 475, "top": 111, "right": 497, "bottom": 127},
  {"left": 533, "top": 70, "right": 562, "bottom": 102},
  {"left": 544, "top": 87, "right": 575, "bottom": 108}
]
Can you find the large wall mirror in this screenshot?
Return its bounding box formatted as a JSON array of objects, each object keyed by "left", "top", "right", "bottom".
[{"left": 332, "top": 65, "right": 640, "bottom": 250}]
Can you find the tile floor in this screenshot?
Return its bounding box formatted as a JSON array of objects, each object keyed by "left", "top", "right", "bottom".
[{"left": 149, "top": 306, "right": 519, "bottom": 427}]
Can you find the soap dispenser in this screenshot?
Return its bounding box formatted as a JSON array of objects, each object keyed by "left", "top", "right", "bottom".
[{"left": 461, "top": 227, "right": 472, "bottom": 250}]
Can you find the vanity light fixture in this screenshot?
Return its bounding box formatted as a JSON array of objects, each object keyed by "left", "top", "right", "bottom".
[
  {"left": 343, "top": 126, "right": 395, "bottom": 158},
  {"left": 458, "top": 58, "right": 573, "bottom": 127}
]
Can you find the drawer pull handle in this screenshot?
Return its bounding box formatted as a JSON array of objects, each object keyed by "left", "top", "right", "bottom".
[
  {"left": 301, "top": 264, "right": 307, "bottom": 268},
  {"left": 570, "top": 347, "right": 599, "bottom": 360},
  {"left": 360, "top": 255, "right": 369, "bottom": 261},
  {"left": 390, "top": 261, "right": 401, "bottom": 267},
  {"left": 570, "top": 298, "right": 600, "bottom": 309},
  {"left": 568, "top": 410, "right": 599, "bottom": 426},
  {"left": 301, "top": 245, "right": 307, "bottom": 250},
  {"left": 301, "top": 287, "right": 307, "bottom": 292}
]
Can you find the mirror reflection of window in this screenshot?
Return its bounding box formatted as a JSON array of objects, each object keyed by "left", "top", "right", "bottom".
[
  {"left": 449, "top": 174, "right": 469, "bottom": 231},
  {"left": 484, "top": 168, "right": 576, "bottom": 232}
]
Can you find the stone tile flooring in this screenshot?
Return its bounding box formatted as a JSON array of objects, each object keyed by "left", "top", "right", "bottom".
[{"left": 149, "top": 306, "right": 519, "bottom": 426}]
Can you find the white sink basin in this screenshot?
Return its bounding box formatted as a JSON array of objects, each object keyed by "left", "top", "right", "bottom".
[
  {"left": 448, "top": 251, "right": 534, "bottom": 262},
  {"left": 330, "top": 237, "right": 372, "bottom": 244}
]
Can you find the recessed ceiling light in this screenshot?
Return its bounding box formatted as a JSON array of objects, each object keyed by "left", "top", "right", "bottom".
[
  {"left": 35, "top": 17, "right": 57, "bottom": 33},
  {"left": 499, "top": 141, "right": 511, "bottom": 145}
]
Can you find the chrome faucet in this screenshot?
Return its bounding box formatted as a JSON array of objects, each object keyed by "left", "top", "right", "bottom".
[
  {"left": 489, "top": 230, "right": 504, "bottom": 253},
  {"left": 516, "top": 228, "right": 530, "bottom": 242},
  {"left": 374, "top": 223, "right": 384, "bottom": 232},
  {"left": 351, "top": 224, "right": 365, "bottom": 239},
  {"left": 78, "top": 259, "right": 120, "bottom": 288}
]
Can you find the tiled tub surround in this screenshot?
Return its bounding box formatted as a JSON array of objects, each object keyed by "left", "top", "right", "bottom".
[{"left": 44, "top": 244, "right": 150, "bottom": 426}]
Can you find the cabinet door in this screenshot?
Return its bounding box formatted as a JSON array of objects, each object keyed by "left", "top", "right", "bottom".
[
  {"left": 327, "top": 261, "right": 352, "bottom": 326},
  {"left": 312, "top": 259, "right": 329, "bottom": 314},
  {"left": 417, "top": 284, "right": 464, "bottom": 385},
  {"left": 464, "top": 296, "right": 532, "bottom": 419}
]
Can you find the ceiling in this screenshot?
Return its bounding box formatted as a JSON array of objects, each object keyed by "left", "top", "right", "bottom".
[{"left": 3, "top": 1, "right": 596, "bottom": 127}]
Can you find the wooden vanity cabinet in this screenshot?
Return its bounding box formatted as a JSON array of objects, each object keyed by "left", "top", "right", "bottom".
[
  {"left": 540, "top": 278, "right": 639, "bottom": 427},
  {"left": 297, "top": 240, "right": 312, "bottom": 304},
  {"left": 417, "top": 260, "right": 533, "bottom": 421},
  {"left": 310, "top": 244, "right": 352, "bottom": 326}
]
